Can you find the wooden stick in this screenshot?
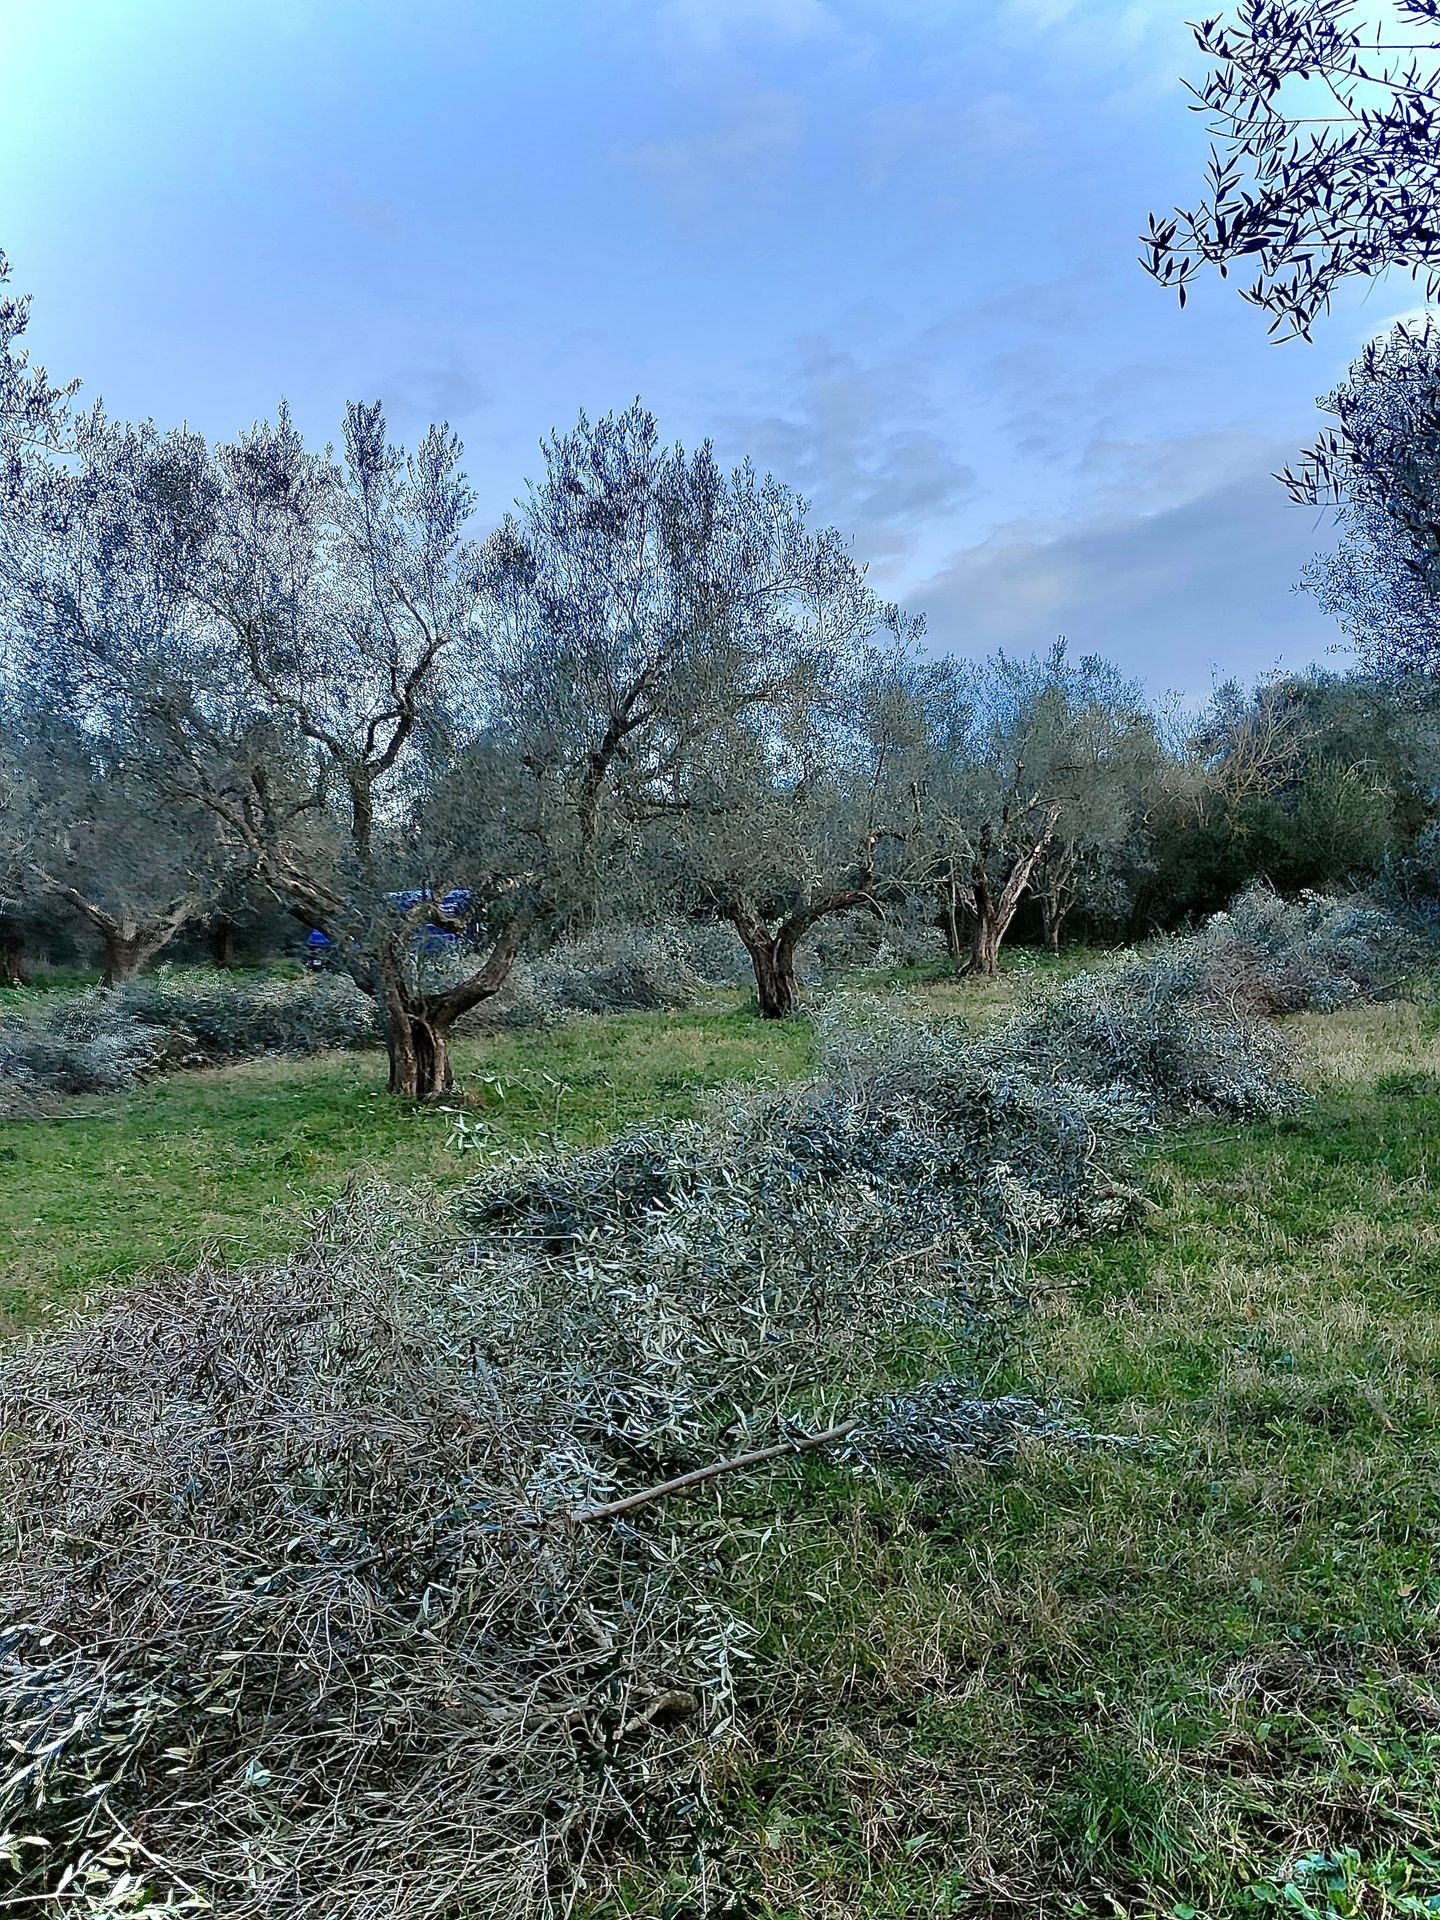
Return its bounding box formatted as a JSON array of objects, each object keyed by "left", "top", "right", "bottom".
[{"left": 573, "top": 1416, "right": 861, "bottom": 1525}]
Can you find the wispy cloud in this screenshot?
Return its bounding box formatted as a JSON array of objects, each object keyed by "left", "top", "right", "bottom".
[
  {"left": 913, "top": 442, "right": 1342, "bottom": 694},
  {"left": 717, "top": 332, "right": 976, "bottom": 567},
  {"left": 618, "top": 87, "right": 809, "bottom": 213}
]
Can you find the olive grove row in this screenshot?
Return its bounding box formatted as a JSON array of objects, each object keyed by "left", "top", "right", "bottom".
[{"left": 3, "top": 254, "right": 1438, "bottom": 1095}]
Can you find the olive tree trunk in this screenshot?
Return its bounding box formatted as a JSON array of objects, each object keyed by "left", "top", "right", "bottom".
[
  {"left": 961, "top": 804, "right": 1061, "bottom": 980},
  {"left": 209, "top": 915, "right": 237, "bottom": 969},
  {"left": 0, "top": 923, "right": 29, "bottom": 988},
  {"left": 726, "top": 889, "right": 876, "bottom": 1021},
  {"left": 33, "top": 877, "right": 195, "bottom": 990},
  {"left": 378, "top": 917, "right": 532, "bottom": 1099}
]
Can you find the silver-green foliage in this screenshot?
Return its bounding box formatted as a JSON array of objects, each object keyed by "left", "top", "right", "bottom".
[
  {"left": 0, "top": 1196, "right": 738, "bottom": 1919},
  {"left": 117, "top": 969, "right": 380, "bottom": 1062},
  {"left": 0, "top": 993, "right": 163, "bottom": 1113},
  {"left": 988, "top": 887, "right": 1416, "bottom": 1121},
  {"left": 1187, "top": 884, "right": 1419, "bottom": 1014},
  {"left": 468, "top": 920, "right": 751, "bottom": 1029},
  {"left": 0, "top": 972, "right": 379, "bottom": 1113}
]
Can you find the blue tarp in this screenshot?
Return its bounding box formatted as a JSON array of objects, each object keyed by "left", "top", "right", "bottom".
[{"left": 304, "top": 890, "right": 479, "bottom": 957}]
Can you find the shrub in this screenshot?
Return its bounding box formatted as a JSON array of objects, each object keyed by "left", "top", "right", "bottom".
[
  {"left": 0, "top": 994, "right": 161, "bottom": 1115},
  {"left": 118, "top": 968, "right": 379, "bottom": 1063},
  {"left": 468, "top": 921, "right": 751, "bottom": 1030},
  {"left": 528, "top": 922, "right": 707, "bottom": 1012},
  {"left": 1186, "top": 884, "right": 1419, "bottom": 1014},
  {"left": 0, "top": 972, "right": 381, "bottom": 1115}
]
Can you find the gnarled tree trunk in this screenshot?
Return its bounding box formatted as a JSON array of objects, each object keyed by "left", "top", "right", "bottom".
[
  {"left": 737, "top": 926, "right": 803, "bottom": 1020},
  {"left": 33, "top": 876, "right": 194, "bottom": 990},
  {"left": 96, "top": 914, "right": 192, "bottom": 985},
  {"left": 962, "top": 804, "right": 1061, "bottom": 979},
  {"left": 726, "top": 888, "right": 876, "bottom": 1021},
  {"left": 379, "top": 916, "right": 532, "bottom": 1099},
  {"left": 384, "top": 992, "right": 455, "bottom": 1099}
]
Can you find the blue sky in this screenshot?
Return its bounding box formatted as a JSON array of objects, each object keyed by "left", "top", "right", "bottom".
[{"left": 2, "top": 0, "right": 1419, "bottom": 695}]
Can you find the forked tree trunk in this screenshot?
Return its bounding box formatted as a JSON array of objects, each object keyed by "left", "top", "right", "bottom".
[
  {"left": 99, "top": 918, "right": 189, "bottom": 987},
  {"left": 1039, "top": 893, "right": 1069, "bottom": 955},
  {"left": 961, "top": 804, "right": 1062, "bottom": 980},
  {"left": 968, "top": 914, "right": 1004, "bottom": 978},
  {"left": 726, "top": 888, "right": 876, "bottom": 1021},
  {"left": 745, "top": 933, "right": 802, "bottom": 1021},
  {"left": 379, "top": 916, "right": 533, "bottom": 1099},
  {"left": 36, "top": 878, "right": 194, "bottom": 990},
  {"left": 1036, "top": 844, "right": 1078, "bottom": 956}
]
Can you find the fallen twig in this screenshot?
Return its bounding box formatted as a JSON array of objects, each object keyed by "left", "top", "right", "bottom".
[{"left": 572, "top": 1416, "right": 861, "bottom": 1524}]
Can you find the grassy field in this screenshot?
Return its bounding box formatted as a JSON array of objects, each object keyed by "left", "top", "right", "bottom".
[
  {"left": 3, "top": 973, "right": 1438, "bottom": 1916},
  {"left": 0, "top": 1001, "right": 812, "bottom": 1330},
  {"left": 586, "top": 998, "right": 1440, "bottom": 1919}
]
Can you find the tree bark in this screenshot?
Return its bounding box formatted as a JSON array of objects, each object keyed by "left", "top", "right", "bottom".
[
  {"left": 968, "top": 915, "right": 1003, "bottom": 978},
  {"left": 101, "top": 931, "right": 147, "bottom": 988},
  {"left": 726, "top": 889, "right": 875, "bottom": 1020},
  {"left": 961, "top": 804, "right": 1062, "bottom": 980},
  {"left": 209, "top": 916, "right": 237, "bottom": 970},
  {"left": 33, "top": 876, "right": 193, "bottom": 990},
  {"left": 747, "top": 933, "right": 802, "bottom": 1020},
  {"left": 1036, "top": 843, "right": 1077, "bottom": 956},
  {"left": 1039, "top": 893, "right": 1068, "bottom": 955},
  {"left": 935, "top": 872, "right": 965, "bottom": 963},
  {"left": 385, "top": 994, "right": 455, "bottom": 1099},
  {"left": 380, "top": 915, "right": 532, "bottom": 1099},
  {"left": 0, "top": 924, "right": 28, "bottom": 988},
  {"left": 98, "top": 916, "right": 191, "bottom": 986}
]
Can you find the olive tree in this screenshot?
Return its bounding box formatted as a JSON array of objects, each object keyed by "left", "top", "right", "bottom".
[
  {"left": 486, "top": 403, "right": 904, "bottom": 937},
  {"left": 0, "top": 247, "right": 75, "bottom": 458},
  {"left": 0, "top": 693, "right": 228, "bottom": 984},
  {"left": 4, "top": 401, "right": 551, "bottom": 1096},
  {"left": 1018, "top": 652, "right": 1167, "bottom": 953},
  {"left": 667, "top": 651, "right": 916, "bottom": 1018},
  {"left": 908, "top": 653, "right": 1078, "bottom": 977},
  {"left": 1281, "top": 320, "right": 1440, "bottom": 681}
]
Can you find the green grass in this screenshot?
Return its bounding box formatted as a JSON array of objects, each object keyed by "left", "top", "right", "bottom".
[
  {"left": 0, "top": 1001, "right": 812, "bottom": 1330},
  {"left": 0, "top": 965, "right": 103, "bottom": 1007},
  {"left": 7, "top": 970, "right": 1440, "bottom": 1916},
  {"left": 583, "top": 1000, "right": 1440, "bottom": 1920}
]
